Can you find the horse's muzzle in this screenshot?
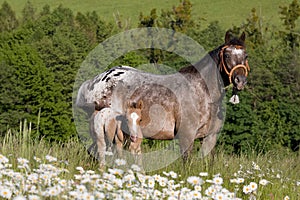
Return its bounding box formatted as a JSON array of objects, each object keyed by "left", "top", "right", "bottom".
[{"left": 233, "top": 74, "right": 247, "bottom": 91}]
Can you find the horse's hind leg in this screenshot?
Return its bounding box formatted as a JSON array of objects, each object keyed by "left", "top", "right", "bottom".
[
  {"left": 178, "top": 132, "right": 194, "bottom": 163},
  {"left": 201, "top": 133, "right": 217, "bottom": 158}
]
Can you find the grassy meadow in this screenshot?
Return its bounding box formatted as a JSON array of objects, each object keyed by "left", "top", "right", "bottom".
[
  {"left": 1, "top": 0, "right": 294, "bottom": 29},
  {"left": 0, "top": 121, "right": 299, "bottom": 199}
]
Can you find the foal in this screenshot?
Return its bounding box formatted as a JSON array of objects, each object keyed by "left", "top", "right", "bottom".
[
  {"left": 125, "top": 100, "right": 144, "bottom": 167},
  {"left": 91, "top": 105, "right": 123, "bottom": 168},
  {"left": 91, "top": 100, "right": 144, "bottom": 168}
]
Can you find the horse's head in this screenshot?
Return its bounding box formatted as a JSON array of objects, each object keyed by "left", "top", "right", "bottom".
[
  {"left": 219, "top": 31, "right": 250, "bottom": 91},
  {"left": 126, "top": 100, "right": 143, "bottom": 143}
]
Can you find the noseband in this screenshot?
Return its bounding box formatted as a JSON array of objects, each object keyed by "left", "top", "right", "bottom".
[{"left": 219, "top": 45, "right": 250, "bottom": 83}]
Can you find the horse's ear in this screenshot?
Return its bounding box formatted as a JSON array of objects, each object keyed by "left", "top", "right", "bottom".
[
  {"left": 137, "top": 99, "right": 143, "bottom": 109},
  {"left": 239, "top": 32, "right": 246, "bottom": 42},
  {"left": 225, "top": 30, "right": 232, "bottom": 43}
]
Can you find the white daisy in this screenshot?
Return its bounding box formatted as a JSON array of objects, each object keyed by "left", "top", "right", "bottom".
[
  {"left": 249, "top": 182, "right": 258, "bottom": 191},
  {"left": 199, "top": 172, "right": 208, "bottom": 177},
  {"left": 243, "top": 185, "right": 251, "bottom": 194},
  {"left": 213, "top": 177, "right": 223, "bottom": 185},
  {"left": 187, "top": 176, "right": 203, "bottom": 186},
  {"left": 115, "top": 158, "right": 126, "bottom": 166},
  {"left": 259, "top": 179, "right": 269, "bottom": 186}
]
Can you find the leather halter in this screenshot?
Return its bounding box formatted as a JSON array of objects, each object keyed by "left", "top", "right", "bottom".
[{"left": 219, "top": 45, "right": 250, "bottom": 83}]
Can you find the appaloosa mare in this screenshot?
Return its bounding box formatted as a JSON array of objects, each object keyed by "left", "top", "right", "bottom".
[{"left": 76, "top": 31, "right": 250, "bottom": 160}]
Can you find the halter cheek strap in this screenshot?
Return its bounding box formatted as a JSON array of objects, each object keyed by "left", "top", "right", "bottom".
[{"left": 219, "top": 45, "right": 251, "bottom": 83}]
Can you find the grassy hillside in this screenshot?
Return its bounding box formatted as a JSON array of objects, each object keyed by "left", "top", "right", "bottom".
[{"left": 1, "top": 0, "right": 294, "bottom": 29}]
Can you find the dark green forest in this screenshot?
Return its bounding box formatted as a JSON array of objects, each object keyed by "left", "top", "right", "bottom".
[{"left": 0, "top": 0, "right": 299, "bottom": 153}]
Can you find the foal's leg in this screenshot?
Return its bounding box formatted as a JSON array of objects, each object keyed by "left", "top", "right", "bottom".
[
  {"left": 96, "top": 126, "right": 106, "bottom": 169},
  {"left": 129, "top": 138, "right": 142, "bottom": 166},
  {"left": 115, "top": 121, "right": 124, "bottom": 158},
  {"left": 94, "top": 115, "right": 106, "bottom": 169}
]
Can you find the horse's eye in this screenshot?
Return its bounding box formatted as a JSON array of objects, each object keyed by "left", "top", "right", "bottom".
[{"left": 224, "top": 53, "right": 230, "bottom": 59}]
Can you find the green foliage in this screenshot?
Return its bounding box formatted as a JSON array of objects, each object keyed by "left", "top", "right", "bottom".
[
  {"left": 279, "top": 0, "right": 300, "bottom": 48},
  {"left": 0, "top": 1, "right": 18, "bottom": 32}
]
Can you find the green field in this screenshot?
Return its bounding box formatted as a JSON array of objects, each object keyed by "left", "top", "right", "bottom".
[{"left": 1, "top": 0, "right": 293, "bottom": 29}]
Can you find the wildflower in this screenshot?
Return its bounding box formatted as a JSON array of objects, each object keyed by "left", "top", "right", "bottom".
[
  {"left": 159, "top": 177, "right": 168, "bottom": 187},
  {"left": 249, "top": 182, "right": 258, "bottom": 192},
  {"left": 215, "top": 192, "right": 225, "bottom": 200},
  {"left": 194, "top": 185, "right": 202, "bottom": 191},
  {"left": 205, "top": 185, "right": 216, "bottom": 197},
  {"left": 230, "top": 178, "right": 238, "bottom": 183},
  {"left": 0, "top": 154, "right": 9, "bottom": 163},
  {"left": 237, "top": 178, "right": 245, "bottom": 184},
  {"left": 148, "top": 178, "right": 155, "bottom": 188},
  {"left": 213, "top": 177, "right": 223, "bottom": 185},
  {"left": 76, "top": 184, "right": 87, "bottom": 193},
  {"left": 94, "top": 192, "right": 105, "bottom": 199},
  {"left": 13, "top": 195, "right": 27, "bottom": 200},
  {"left": 45, "top": 155, "right": 57, "bottom": 162},
  {"left": 243, "top": 185, "right": 251, "bottom": 194},
  {"left": 115, "top": 158, "right": 126, "bottom": 166},
  {"left": 259, "top": 179, "right": 269, "bottom": 186},
  {"left": 47, "top": 186, "right": 61, "bottom": 196},
  {"left": 0, "top": 187, "right": 12, "bottom": 199},
  {"left": 109, "top": 168, "right": 124, "bottom": 177},
  {"left": 17, "top": 157, "right": 29, "bottom": 165},
  {"left": 123, "top": 173, "right": 135, "bottom": 183},
  {"left": 153, "top": 190, "right": 162, "bottom": 198},
  {"left": 33, "top": 156, "right": 41, "bottom": 163},
  {"left": 131, "top": 164, "right": 141, "bottom": 172},
  {"left": 276, "top": 174, "right": 281, "bottom": 179},
  {"left": 112, "top": 178, "right": 123, "bottom": 188},
  {"left": 82, "top": 192, "right": 95, "bottom": 200},
  {"left": 122, "top": 190, "right": 133, "bottom": 200},
  {"left": 252, "top": 162, "right": 260, "bottom": 170},
  {"left": 169, "top": 171, "right": 178, "bottom": 179},
  {"left": 199, "top": 172, "right": 208, "bottom": 176},
  {"left": 76, "top": 166, "right": 85, "bottom": 173},
  {"left": 283, "top": 196, "right": 290, "bottom": 200},
  {"left": 28, "top": 195, "right": 40, "bottom": 200},
  {"left": 296, "top": 181, "right": 300, "bottom": 186},
  {"left": 189, "top": 190, "right": 202, "bottom": 199},
  {"left": 187, "top": 176, "right": 203, "bottom": 186}
]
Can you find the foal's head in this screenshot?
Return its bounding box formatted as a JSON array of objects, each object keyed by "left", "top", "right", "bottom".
[
  {"left": 219, "top": 31, "right": 250, "bottom": 91},
  {"left": 126, "top": 100, "right": 143, "bottom": 143}
]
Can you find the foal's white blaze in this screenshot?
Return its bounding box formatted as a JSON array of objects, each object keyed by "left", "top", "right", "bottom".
[
  {"left": 130, "top": 112, "right": 139, "bottom": 134},
  {"left": 232, "top": 48, "right": 243, "bottom": 55}
]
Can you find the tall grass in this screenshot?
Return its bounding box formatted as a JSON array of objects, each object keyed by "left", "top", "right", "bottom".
[{"left": 0, "top": 120, "right": 299, "bottom": 199}]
